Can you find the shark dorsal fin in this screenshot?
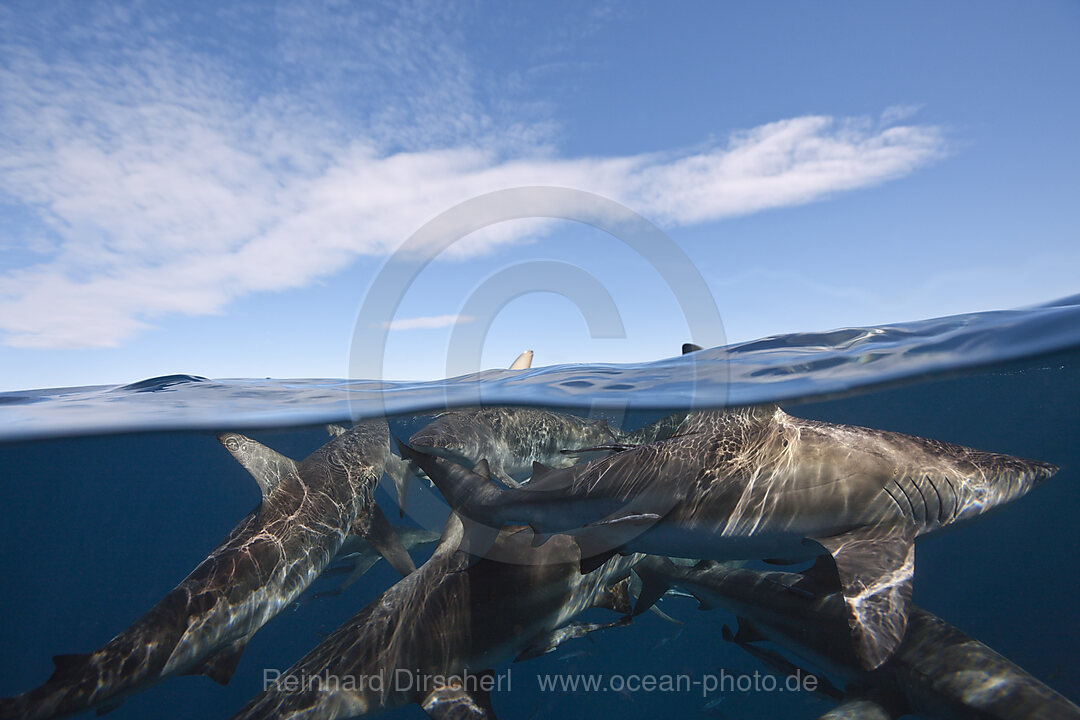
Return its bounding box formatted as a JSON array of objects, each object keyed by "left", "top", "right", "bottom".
[
  {"left": 682, "top": 343, "right": 703, "bottom": 354},
  {"left": 326, "top": 424, "right": 349, "bottom": 437},
  {"left": 531, "top": 461, "right": 554, "bottom": 481},
  {"left": 218, "top": 433, "right": 299, "bottom": 498},
  {"left": 472, "top": 459, "right": 493, "bottom": 481},
  {"left": 509, "top": 350, "right": 533, "bottom": 370}
]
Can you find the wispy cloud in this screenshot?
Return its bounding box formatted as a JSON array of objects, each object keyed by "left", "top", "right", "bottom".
[
  {"left": 0, "top": 3, "right": 948, "bottom": 349},
  {"left": 383, "top": 314, "right": 475, "bottom": 331}
]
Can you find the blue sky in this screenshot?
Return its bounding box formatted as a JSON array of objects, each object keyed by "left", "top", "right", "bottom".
[{"left": 0, "top": 1, "right": 1077, "bottom": 391}]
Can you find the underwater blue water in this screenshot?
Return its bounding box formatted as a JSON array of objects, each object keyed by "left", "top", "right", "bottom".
[{"left": 1, "top": 297, "right": 1078, "bottom": 718}]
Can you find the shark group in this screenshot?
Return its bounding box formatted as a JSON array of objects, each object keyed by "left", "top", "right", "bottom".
[
  {"left": 1, "top": 348, "right": 1074, "bottom": 719},
  {"left": 0, "top": 420, "right": 412, "bottom": 720}
]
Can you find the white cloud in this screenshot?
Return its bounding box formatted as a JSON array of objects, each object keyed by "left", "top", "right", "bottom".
[
  {"left": 383, "top": 314, "right": 475, "bottom": 331},
  {"left": 0, "top": 5, "right": 948, "bottom": 350}
]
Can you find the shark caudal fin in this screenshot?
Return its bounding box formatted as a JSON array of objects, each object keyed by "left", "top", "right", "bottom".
[
  {"left": 630, "top": 557, "right": 678, "bottom": 616},
  {"left": 810, "top": 526, "right": 916, "bottom": 671},
  {"left": 356, "top": 504, "right": 417, "bottom": 576},
  {"left": 508, "top": 350, "right": 533, "bottom": 370},
  {"left": 218, "top": 434, "right": 299, "bottom": 498},
  {"left": 397, "top": 442, "right": 509, "bottom": 524}
]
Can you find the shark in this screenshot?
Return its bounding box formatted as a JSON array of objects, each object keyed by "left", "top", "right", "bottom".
[
  {"left": 0, "top": 420, "right": 414, "bottom": 720},
  {"left": 633, "top": 556, "right": 1080, "bottom": 719},
  {"left": 408, "top": 406, "right": 625, "bottom": 489},
  {"left": 400, "top": 404, "right": 1058, "bottom": 669},
  {"left": 382, "top": 351, "right": 549, "bottom": 513},
  {"left": 230, "top": 513, "right": 640, "bottom": 720},
  {"left": 311, "top": 526, "right": 441, "bottom": 599}
]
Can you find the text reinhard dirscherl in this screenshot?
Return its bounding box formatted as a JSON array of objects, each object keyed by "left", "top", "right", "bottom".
[{"left": 262, "top": 668, "right": 818, "bottom": 698}]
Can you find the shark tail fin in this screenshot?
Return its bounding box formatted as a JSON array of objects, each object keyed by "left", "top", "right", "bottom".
[
  {"left": 218, "top": 434, "right": 299, "bottom": 498},
  {"left": 360, "top": 505, "right": 417, "bottom": 576},
  {"left": 397, "top": 441, "right": 509, "bottom": 524},
  {"left": 631, "top": 557, "right": 677, "bottom": 616}
]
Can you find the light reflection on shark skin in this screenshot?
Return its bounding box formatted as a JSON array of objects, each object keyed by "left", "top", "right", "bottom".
[
  {"left": 403, "top": 405, "right": 1058, "bottom": 669},
  {"left": 633, "top": 558, "right": 1080, "bottom": 720},
  {"left": 231, "top": 514, "right": 640, "bottom": 720},
  {"left": 0, "top": 421, "right": 405, "bottom": 720},
  {"left": 408, "top": 406, "right": 624, "bottom": 487}
]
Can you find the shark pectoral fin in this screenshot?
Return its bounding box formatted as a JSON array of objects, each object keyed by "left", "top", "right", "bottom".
[
  {"left": 326, "top": 424, "right": 349, "bottom": 437},
  {"left": 592, "top": 576, "right": 634, "bottom": 614},
  {"left": 810, "top": 527, "right": 916, "bottom": 671},
  {"left": 362, "top": 505, "right": 417, "bottom": 576},
  {"left": 218, "top": 433, "right": 299, "bottom": 498},
  {"left": 421, "top": 672, "right": 498, "bottom": 720},
  {"left": 385, "top": 453, "right": 412, "bottom": 517},
  {"left": 180, "top": 640, "right": 247, "bottom": 685},
  {"left": 817, "top": 698, "right": 898, "bottom": 720}
]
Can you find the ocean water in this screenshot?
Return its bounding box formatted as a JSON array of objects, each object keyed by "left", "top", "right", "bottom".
[{"left": 1, "top": 297, "right": 1079, "bottom": 719}]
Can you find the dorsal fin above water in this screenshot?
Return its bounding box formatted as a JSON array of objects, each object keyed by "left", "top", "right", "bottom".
[
  {"left": 218, "top": 433, "right": 299, "bottom": 498},
  {"left": 508, "top": 350, "right": 533, "bottom": 370},
  {"left": 682, "top": 343, "right": 703, "bottom": 354}
]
